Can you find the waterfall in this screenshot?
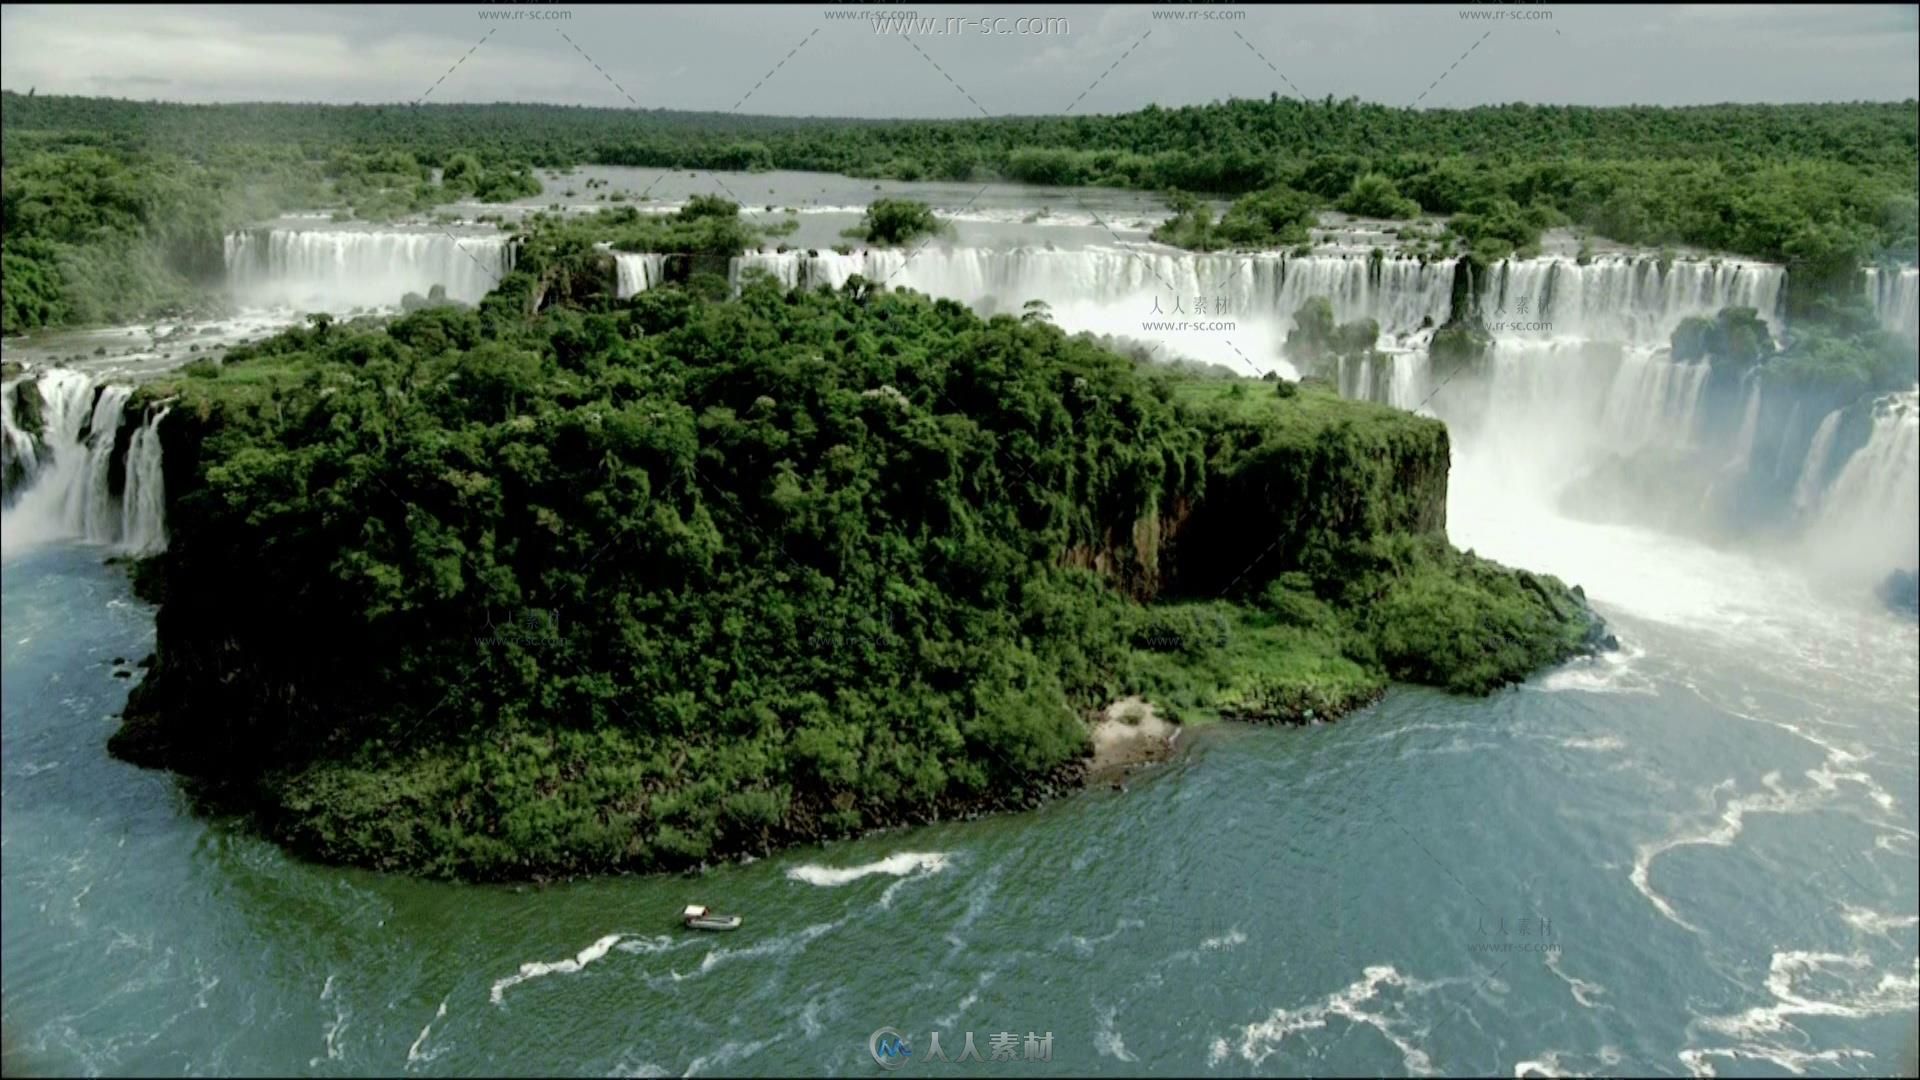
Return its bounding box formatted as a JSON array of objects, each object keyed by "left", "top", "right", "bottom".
[
  {"left": 613, "top": 252, "right": 669, "bottom": 299},
  {"left": 224, "top": 228, "right": 515, "bottom": 311},
  {"left": 1804, "top": 391, "right": 1920, "bottom": 577},
  {"left": 731, "top": 247, "right": 1456, "bottom": 378},
  {"left": 121, "top": 407, "right": 172, "bottom": 556},
  {"left": 1486, "top": 255, "right": 1787, "bottom": 344},
  {"left": 1727, "top": 373, "right": 1764, "bottom": 471},
  {"left": 73, "top": 385, "right": 134, "bottom": 543},
  {"left": 1792, "top": 409, "right": 1844, "bottom": 514},
  {"left": 733, "top": 248, "right": 1457, "bottom": 336},
  {"left": 0, "top": 370, "right": 170, "bottom": 556},
  {"left": 1289, "top": 248, "right": 1918, "bottom": 579},
  {"left": 2, "top": 376, "right": 48, "bottom": 503},
  {"left": 1864, "top": 266, "right": 1919, "bottom": 344}
]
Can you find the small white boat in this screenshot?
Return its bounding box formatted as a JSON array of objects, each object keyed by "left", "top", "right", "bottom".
[{"left": 681, "top": 904, "right": 743, "bottom": 932}]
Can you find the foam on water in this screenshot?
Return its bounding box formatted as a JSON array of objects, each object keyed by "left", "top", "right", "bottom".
[
  {"left": 1201, "top": 928, "right": 1248, "bottom": 951},
  {"left": 1545, "top": 953, "right": 1609, "bottom": 1010},
  {"left": 1093, "top": 1003, "right": 1138, "bottom": 1062},
  {"left": 784, "top": 851, "right": 950, "bottom": 886},
  {"left": 1209, "top": 964, "right": 1450, "bottom": 1074},
  {"left": 405, "top": 999, "right": 447, "bottom": 1068},
  {"left": 1512, "top": 1046, "right": 1623, "bottom": 1078},
  {"left": 1679, "top": 951, "right": 1917, "bottom": 1076},
  {"left": 1631, "top": 772, "right": 1838, "bottom": 934},
  {"left": 489, "top": 933, "right": 625, "bottom": 1006}
]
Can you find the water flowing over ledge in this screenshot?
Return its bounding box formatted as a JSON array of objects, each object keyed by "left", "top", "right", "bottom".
[
  {"left": 611, "top": 251, "right": 668, "bottom": 298},
  {"left": 223, "top": 227, "right": 514, "bottom": 310},
  {"left": 1864, "top": 265, "right": 1920, "bottom": 345},
  {"left": 1478, "top": 255, "right": 1787, "bottom": 344},
  {"left": 1, "top": 369, "right": 169, "bottom": 556},
  {"left": 732, "top": 247, "right": 1460, "bottom": 343},
  {"left": 2, "top": 234, "right": 1910, "bottom": 577}
]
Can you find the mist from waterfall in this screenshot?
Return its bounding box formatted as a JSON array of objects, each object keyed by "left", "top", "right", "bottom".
[{"left": 716, "top": 245, "right": 1901, "bottom": 595}]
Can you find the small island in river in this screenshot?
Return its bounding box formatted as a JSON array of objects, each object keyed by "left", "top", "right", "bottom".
[{"left": 88, "top": 229, "right": 1608, "bottom": 880}]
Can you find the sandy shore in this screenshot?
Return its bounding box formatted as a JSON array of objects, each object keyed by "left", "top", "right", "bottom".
[{"left": 1088, "top": 696, "right": 1181, "bottom": 780}]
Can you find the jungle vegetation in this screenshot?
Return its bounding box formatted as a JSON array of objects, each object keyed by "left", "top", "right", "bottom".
[{"left": 110, "top": 268, "right": 1600, "bottom": 878}]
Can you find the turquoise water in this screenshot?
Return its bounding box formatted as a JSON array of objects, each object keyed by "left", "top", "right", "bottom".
[{"left": 4, "top": 525, "right": 1915, "bottom": 1075}]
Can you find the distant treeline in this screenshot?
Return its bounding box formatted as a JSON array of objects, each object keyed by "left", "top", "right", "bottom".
[
  {"left": 2, "top": 92, "right": 1916, "bottom": 332},
  {"left": 7, "top": 93, "right": 1915, "bottom": 182}
]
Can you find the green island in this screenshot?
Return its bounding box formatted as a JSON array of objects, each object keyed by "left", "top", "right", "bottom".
[{"left": 102, "top": 244, "right": 1605, "bottom": 879}]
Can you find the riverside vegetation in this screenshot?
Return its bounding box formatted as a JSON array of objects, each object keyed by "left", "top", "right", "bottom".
[{"left": 99, "top": 246, "right": 1605, "bottom": 879}]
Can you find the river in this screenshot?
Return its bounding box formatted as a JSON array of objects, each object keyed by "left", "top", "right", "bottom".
[{"left": 2, "top": 177, "right": 1916, "bottom": 1077}]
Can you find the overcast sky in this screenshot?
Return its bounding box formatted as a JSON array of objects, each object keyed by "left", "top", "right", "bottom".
[{"left": 2, "top": 4, "right": 1915, "bottom": 116}]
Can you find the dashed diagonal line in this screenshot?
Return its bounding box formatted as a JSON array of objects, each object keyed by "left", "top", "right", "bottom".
[
  {"left": 877, "top": 32, "right": 1159, "bottom": 289},
  {"left": 1427, "top": 956, "right": 1515, "bottom": 1059},
  {"left": 556, "top": 29, "right": 639, "bottom": 106},
  {"left": 1412, "top": 29, "right": 1492, "bottom": 106},
  {"left": 1215, "top": 532, "right": 1287, "bottom": 599},
  {"left": 901, "top": 37, "right": 992, "bottom": 118},
  {"left": 1383, "top": 810, "right": 1496, "bottom": 917},
  {"left": 872, "top": 181, "right": 995, "bottom": 290},
  {"left": 731, "top": 29, "right": 820, "bottom": 113},
  {"left": 439, "top": 229, "right": 505, "bottom": 287},
  {"left": 631, "top": 30, "right": 818, "bottom": 206},
  {"left": 1063, "top": 194, "right": 1185, "bottom": 298},
  {"left": 1231, "top": 30, "right": 1304, "bottom": 97},
  {"left": 1065, "top": 31, "right": 1152, "bottom": 114},
  {"left": 416, "top": 29, "right": 495, "bottom": 104}
]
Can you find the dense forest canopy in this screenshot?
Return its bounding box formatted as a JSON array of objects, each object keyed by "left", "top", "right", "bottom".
[
  {"left": 99, "top": 268, "right": 1599, "bottom": 878},
  {"left": 6, "top": 93, "right": 1915, "bottom": 177}
]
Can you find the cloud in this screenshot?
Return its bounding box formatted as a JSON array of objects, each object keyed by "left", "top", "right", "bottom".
[{"left": 1, "top": 3, "right": 1914, "bottom": 114}]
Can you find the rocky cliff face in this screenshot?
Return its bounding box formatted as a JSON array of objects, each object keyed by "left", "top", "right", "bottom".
[
  {"left": 1065, "top": 390, "right": 1451, "bottom": 603},
  {"left": 1158, "top": 383, "right": 1452, "bottom": 597}
]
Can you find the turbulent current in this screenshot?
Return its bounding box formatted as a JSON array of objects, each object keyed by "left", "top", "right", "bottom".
[{"left": 2, "top": 220, "right": 1916, "bottom": 1076}]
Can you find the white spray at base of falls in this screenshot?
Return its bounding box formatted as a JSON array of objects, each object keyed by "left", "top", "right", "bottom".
[
  {"left": 224, "top": 228, "right": 514, "bottom": 311},
  {"left": 1292, "top": 255, "right": 1908, "bottom": 596},
  {"left": 0, "top": 370, "right": 171, "bottom": 557}
]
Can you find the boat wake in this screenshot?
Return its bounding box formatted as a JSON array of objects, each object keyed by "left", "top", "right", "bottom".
[
  {"left": 784, "top": 851, "right": 951, "bottom": 886},
  {"left": 488, "top": 933, "right": 626, "bottom": 1006}
]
